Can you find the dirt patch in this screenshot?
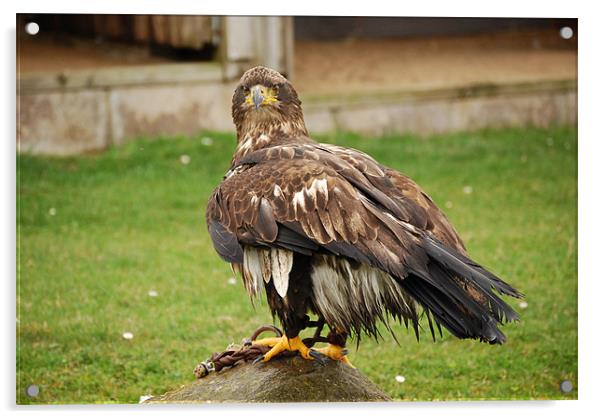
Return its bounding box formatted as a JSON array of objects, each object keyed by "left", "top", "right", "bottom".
[
  {"left": 17, "top": 34, "right": 172, "bottom": 73},
  {"left": 294, "top": 29, "right": 576, "bottom": 94}
]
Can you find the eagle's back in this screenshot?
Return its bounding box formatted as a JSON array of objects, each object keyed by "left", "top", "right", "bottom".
[{"left": 206, "top": 136, "right": 521, "bottom": 343}]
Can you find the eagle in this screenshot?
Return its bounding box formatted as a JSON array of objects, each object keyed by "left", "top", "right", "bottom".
[{"left": 206, "top": 66, "right": 522, "bottom": 367}]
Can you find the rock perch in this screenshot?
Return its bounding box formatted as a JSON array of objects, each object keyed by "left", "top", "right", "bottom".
[{"left": 144, "top": 356, "right": 392, "bottom": 403}]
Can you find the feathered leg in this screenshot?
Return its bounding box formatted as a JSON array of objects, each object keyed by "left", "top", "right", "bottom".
[{"left": 254, "top": 254, "right": 328, "bottom": 363}]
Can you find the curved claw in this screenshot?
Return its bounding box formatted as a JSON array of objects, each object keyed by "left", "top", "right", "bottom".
[
  {"left": 309, "top": 344, "right": 355, "bottom": 368},
  {"left": 308, "top": 349, "right": 329, "bottom": 366},
  {"left": 252, "top": 354, "right": 265, "bottom": 364}
]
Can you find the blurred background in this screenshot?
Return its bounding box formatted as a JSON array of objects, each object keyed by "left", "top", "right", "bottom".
[{"left": 17, "top": 15, "right": 576, "bottom": 154}]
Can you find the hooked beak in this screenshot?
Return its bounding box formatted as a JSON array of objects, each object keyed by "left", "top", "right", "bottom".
[{"left": 252, "top": 86, "right": 264, "bottom": 110}]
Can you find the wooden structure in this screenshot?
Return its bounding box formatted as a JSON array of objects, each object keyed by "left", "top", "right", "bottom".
[{"left": 17, "top": 14, "right": 294, "bottom": 78}]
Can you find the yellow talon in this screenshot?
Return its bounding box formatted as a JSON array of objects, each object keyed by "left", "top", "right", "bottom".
[
  {"left": 311, "top": 344, "right": 355, "bottom": 368},
  {"left": 253, "top": 335, "right": 313, "bottom": 362},
  {"left": 252, "top": 337, "right": 284, "bottom": 347}
]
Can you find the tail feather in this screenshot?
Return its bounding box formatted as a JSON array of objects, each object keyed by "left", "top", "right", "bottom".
[
  {"left": 399, "top": 236, "right": 521, "bottom": 344},
  {"left": 425, "top": 235, "right": 523, "bottom": 299},
  {"left": 422, "top": 236, "right": 521, "bottom": 323}
]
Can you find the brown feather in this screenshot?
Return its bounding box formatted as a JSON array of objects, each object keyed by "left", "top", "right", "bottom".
[
  {"left": 256, "top": 198, "right": 278, "bottom": 242},
  {"left": 317, "top": 206, "right": 337, "bottom": 241}
]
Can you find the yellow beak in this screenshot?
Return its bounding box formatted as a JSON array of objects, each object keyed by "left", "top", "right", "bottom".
[{"left": 246, "top": 85, "right": 278, "bottom": 109}]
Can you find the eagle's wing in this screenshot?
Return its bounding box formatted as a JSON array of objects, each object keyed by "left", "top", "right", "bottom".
[
  {"left": 207, "top": 145, "right": 521, "bottom": 343},
  {"left": 207, "top": 157, "right": 407, "bottom": 268},
  {"left": 235, "top": 142, "right": 465, "bottom": 250},
  {"left": 318, "top": 143, "right": 466, "bottom": 251}
]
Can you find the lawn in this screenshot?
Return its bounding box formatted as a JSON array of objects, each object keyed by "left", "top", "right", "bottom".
[{"left": 16, "top": 126, "right": 577, "bottom": 403}]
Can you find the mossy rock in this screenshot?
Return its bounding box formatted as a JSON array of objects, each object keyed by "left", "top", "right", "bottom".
[{"left": 145, "top": 355, "right": 392, "bottom": 403}]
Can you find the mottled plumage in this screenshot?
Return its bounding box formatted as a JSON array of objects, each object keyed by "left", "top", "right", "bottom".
[{"left": 206, "top": 66, "right": 522, "bottom": 351}]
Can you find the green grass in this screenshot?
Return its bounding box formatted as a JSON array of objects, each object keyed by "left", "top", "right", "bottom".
[{"left": 17, "top": 126, "right": 577, "bottom": 403}]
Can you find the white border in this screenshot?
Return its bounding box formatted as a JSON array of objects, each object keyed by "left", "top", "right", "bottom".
[
  {"left": 4, "top": 1, "right": 600, "bottom": 418},
  {"left": 10, "top": 0, "right": 582, "bottom": 17}
]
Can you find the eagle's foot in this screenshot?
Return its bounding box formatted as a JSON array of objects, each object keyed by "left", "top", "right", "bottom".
[
  {"left": 252, "top": 335, "right": 314, "bottom": 362},
  {"left": 309, "top": 344, "right": 355, "bottom": 368}
]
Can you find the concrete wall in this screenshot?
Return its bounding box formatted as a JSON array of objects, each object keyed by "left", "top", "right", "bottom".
[
  {"left": 17, "top": 67, "right": 576, "bottom": 155},
  {"left": 17, "top": 63, "right": 236, "bottom": 155},
  {"left": 18, "top": 84, "right": 234, "bottom": 155},
  {"left": 302, "top": 81, "right": 577, "bottom": 136}
]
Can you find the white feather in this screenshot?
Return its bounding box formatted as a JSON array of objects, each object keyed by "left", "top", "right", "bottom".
[
  {"left": 311, "top": 262, "right": 352, "bottom": 330},
  {"left": 271, "top": 248, "right": 293, "bottom": 298},
  {"left": 292, "top": 190, "right": 306, "bottom": 216},
  {"left": 310, "top": 255, "right": 412, "bottom": 333},
  {"left": 242, "top": 247, "right": 264, "bottom": 298},
  {"left": 313, "top": 178, "right": 329, "bottom": 200}
]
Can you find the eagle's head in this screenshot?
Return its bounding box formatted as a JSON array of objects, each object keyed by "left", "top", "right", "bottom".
[{"left": 231, "top": 66, "right": 307, "bottom": 138}]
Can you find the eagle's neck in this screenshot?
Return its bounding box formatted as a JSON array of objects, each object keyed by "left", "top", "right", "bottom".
[{"left": 232, "top": 117, "right": 308, "bottom": 162}]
